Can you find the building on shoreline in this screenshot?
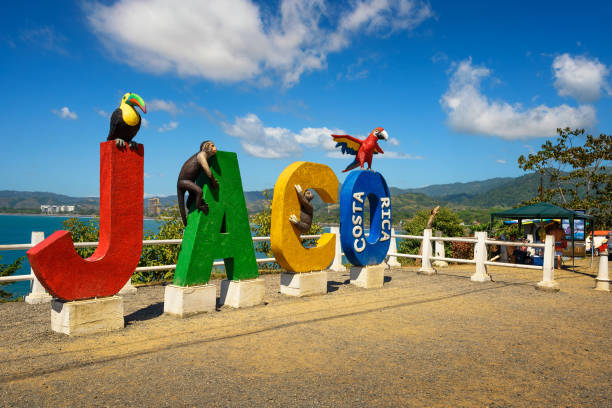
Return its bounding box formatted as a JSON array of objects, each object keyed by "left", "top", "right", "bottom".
[
  {"left": 40, "top": 205, "right": 75, "bottom": 214},
  {"left": 148, "top": 198, "right": 161, "bottom": 216}
]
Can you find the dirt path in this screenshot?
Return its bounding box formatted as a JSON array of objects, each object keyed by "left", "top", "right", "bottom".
[{"left": 0, "top": 260, "right": 610, "bottom": 407}]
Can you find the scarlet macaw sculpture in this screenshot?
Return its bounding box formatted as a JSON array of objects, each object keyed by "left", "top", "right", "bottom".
[{"left": 332, "top": 127, "right": 389, "bottom": 172}]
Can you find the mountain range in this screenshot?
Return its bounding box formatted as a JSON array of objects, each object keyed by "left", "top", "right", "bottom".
[{"left": 0, "top": 172, "right": 548, "bottom": 224}]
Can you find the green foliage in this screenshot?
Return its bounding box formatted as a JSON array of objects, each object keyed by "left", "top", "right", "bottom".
[
  {"left": 0, "top": 255, "right": 24, "bottom": 301},
  {"left": 137, "top": 205, "right": 184, "bottom": 283},
  {"left": 62, "top": 208, "right": 185, "bottom": 284},
  {"left": 250, "top": 191, "right": 324, "bottom": 269},
  {"left": 397, "top": 207, "right": 465, "bottom": 262},
  {"left": 450, "top": 241, "right": 474, "bottom": 260},
  {"left": 250, "top": 191, "right": 273, "bottom": 262},
  {"left": 518, "top": 128, "right": 611, "bottom": 228},
  {"left": 62, "top": 217, "right": 100, "bottom": 258}
]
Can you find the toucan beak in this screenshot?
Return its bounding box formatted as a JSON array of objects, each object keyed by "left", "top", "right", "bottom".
[
  {"left": 380, "top": 129, "right": 389, "bottom": 140},
  {"left": 128, "top": 93, "right": 147, "bottom": 114}
]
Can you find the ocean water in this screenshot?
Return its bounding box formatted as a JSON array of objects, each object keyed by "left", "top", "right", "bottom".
[{"left": 0, "top": 214, "right": 160, "bottom": 299}]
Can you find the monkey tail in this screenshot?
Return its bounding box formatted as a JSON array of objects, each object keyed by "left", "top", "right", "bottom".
[{"left": 177, "top": 187, "right": 187, "bottom": 226}]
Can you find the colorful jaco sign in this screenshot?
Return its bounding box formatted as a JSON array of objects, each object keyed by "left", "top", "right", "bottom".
[
  {"left": 173, "top": 151, "right": 258, "bottom": 286},
  {"left": 339, "top": 170, "right": 391, "bottom": 266},
  {"left": 270, "top": 162, "right": 339, "bottom": 272},
  {"left": 26, "top": 142, "right": 144, "bottom": 301},
  {"left": 27, "top": 147, "right": 392, "bottom": 301}
]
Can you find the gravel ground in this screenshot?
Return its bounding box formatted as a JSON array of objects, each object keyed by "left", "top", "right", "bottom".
[{"left": 0, "top": 259, "right": 610, "bottom": 407}]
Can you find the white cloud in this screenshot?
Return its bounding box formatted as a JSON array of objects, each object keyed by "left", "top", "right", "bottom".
[
  {"left": 87, "top": 0, "right": 433, "bottom": 87},
  {"left": 496, "top": 159, "right": 506, "bottom": 164},
  {"left": 326, "top": 150, "right": 421, "bottom": 160},
  {"left": 149, "top": 99, "right": 182, "bottom": 116},
  {"left": 381, "top": 151, "right": 423, "bottom": 159},
  {"left": 223, "top": 113, "right": 417, "bottom": 159},
  {"left": 141, "top": 117, "right": 149, "bottom": 128},
  {"left": 158, "top": 121, "right": 178, "bottom": 132},
  {"left": 221, "top": 113, "right": 304, "bottom": 158},
  {"left": 20, "top": 26, "right": 67, "bottom": 55},
  {"left": 440, "top": 58, "right": 596, "bottom": 139},
  {"left": 388, "top": 137, "right": 400, "bottom": 146},
  {"left": 52, "top": 106, "right": 78, "bottom": 120},
  {"left": 553, "top": 53, "right": 611, "bottom": 102},
  {"left": 94, "top": 108, "right": 110, "bottom": 118}
]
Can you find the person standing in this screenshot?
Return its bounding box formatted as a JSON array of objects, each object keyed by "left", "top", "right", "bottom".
[{"left": 547, "top": 221, "right": 567, "bottom": 270}]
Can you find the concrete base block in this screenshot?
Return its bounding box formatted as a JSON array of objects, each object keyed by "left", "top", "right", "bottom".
[
  {"left": 220, "top": 279, "right": 265, "bottom": 308},
  {"left": 594, "top": 280, "right": 610, "bottom": 292},
  {"left": 418, "top": 266, "right": 437, "bottom": 276},
  {"left": 24, "top": 291, "right": 53, "bottom": 305},
  {"left": 118, "top": 279, "right": 137, "bottom": 295},
  {"left": 350, "top": 264, "right": 385, "bottom": 289},
  {"left": 470, "top": 272, "right": 492, "bottom": 282},
  {"left": 536, "top": 280, "right": 560, "bottom": 292},
  {"left": 280, "top": 271, "right": 327, "bottom": 297},
  {"left": 164, "top": 284, "right": 216, "bottom": 317},
  {"left": 51, "top": 296, "right": 123, "bottom": 336}
]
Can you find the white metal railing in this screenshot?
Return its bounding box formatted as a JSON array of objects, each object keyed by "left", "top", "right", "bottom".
[
  {"left": 0, "top": 234, "right": 324, "bottom": 283},
  {"left": 1, "top": 226, "right": 569, "bottom": 296}
]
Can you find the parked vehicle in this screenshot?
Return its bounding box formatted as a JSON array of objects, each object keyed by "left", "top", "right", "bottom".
[{"left": 586, "top": 231, "right": 611, "bottom": 257}]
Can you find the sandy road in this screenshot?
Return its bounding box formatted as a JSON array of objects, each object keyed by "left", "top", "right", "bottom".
[{"left": 0, "top": 260, "right": 610, "bottom": 407}]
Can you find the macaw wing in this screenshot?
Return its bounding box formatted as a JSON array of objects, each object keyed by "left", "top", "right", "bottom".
[
  {"left": 373, "top": 143, "right": 384, "bottom": 154},
  {"left": 332, "top": 134, "right": 363, "bottom": 155}
]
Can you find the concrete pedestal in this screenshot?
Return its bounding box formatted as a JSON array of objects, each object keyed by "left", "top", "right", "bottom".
[
  {"left": 594, "top": 254, "right": 610, "bottom": 292},
  {"left": 220, "top": 278, "right": 265, "bottom": 308},
  {"left": 118, "top": 279, "right": 138, "bottom": 295},
  {"left": 24, "top": 288, "right": 53, "bottom": 305},
  {"left": 51, "top": 296, "right": 123, "bottom": 336},
  {"left": 164, "top": 284, "right": 216, "bottom": 317},
  {"left": 536, "top": 280, "right": 560, "bottom": 292},
  {"left": 280, "top": 271, "right": 327, "bottom": 297},
  {"left": 350, "top": 264, "right": 385, "bottom": 289}
]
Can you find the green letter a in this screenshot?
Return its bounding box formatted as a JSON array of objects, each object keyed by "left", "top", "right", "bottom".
[{"left": 173, "top": 151, "right": 258, "bottom": 286}]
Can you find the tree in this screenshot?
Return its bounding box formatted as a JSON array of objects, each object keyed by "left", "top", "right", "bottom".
[
  {"left": 397, "top": 207, "right": 465, "bottom": 261},
  {"left": 518, "top": 128, "right": 611, "bottom": 227},
  {"left": 62, "top": 217, "right": 100, "bottom": 258},
  {"left": 137, "top": 205, "right": 184, "bottom": 283},
  {"left": 62, "top": 207, "right": 185, "bottom": 284},
  {"left": 0, "top": 255, "right": 24, "bottom": 301}
]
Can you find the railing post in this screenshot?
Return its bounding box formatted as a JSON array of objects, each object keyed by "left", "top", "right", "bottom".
[
  {"left": 329, "top": 226, "right": 346, "bottom": 272},
  {"left": 418, "top": 228, "right": 436, "bottom": 275},
  {"left": 536, "top": 234, "right": 559, "bottom": 292},
  {"left": 433, "top": 230, "right": 448, "bottom": 267},
  {"left": 24, "top": 232, "right": 53, "bottom": 304},
  {"left": 386, "top": 228, "right": 401, "bottom": 268},
  {"left": 470, "top": 231, "right": 491, "bottom": 282},
  {"left": 594, "top": 248, "right": 610, "bottom": 292}
]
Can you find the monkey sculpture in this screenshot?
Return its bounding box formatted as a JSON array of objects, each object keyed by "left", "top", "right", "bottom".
[
  {"left": 177, "top": 141, "right": 219, "bottom": 226},
  {"left": 288, "top": 184, "right": 314, "bottom": 233}
]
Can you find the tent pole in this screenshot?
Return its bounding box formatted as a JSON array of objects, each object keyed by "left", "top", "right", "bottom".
[
  {"left": 570, "top": 216, "right": 575, "bottom": 271},
  {"left": 585, "top": 219, "right": 595, "bottom": 268}
]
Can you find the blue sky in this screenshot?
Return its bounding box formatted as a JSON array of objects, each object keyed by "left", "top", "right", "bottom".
[{"left": 1, "top": 0, "right": 611, "bottom": 198}]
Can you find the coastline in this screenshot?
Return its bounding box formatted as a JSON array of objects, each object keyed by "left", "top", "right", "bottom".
[{"left": 0, "top": 213, "right": 160, "bottom": 220}]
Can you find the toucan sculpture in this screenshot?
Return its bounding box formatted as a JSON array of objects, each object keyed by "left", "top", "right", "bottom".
[
  {"left": 107, "top": 92, "right": 147, "bottom": 148},
  {"left": 332, "top": 127, "right": 389, "bottom": 172}
]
